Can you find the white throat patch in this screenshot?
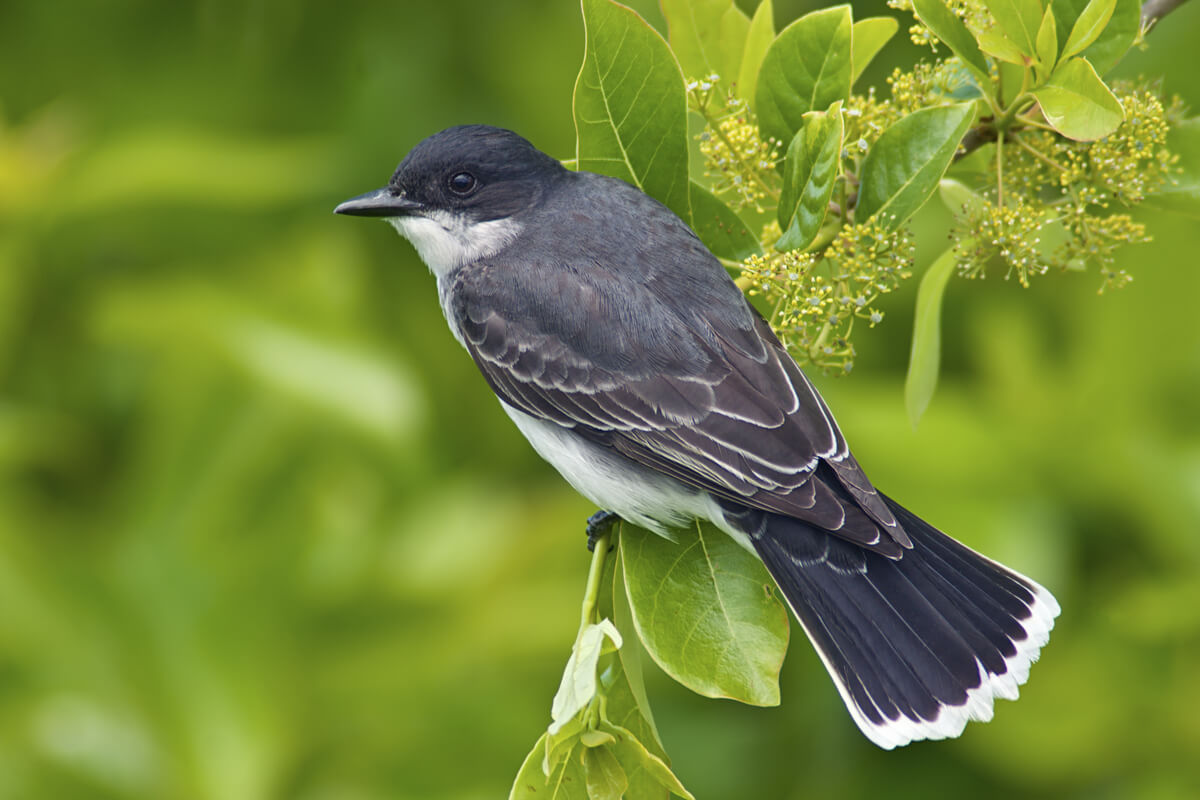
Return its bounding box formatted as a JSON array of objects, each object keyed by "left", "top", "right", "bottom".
[{"left": 388, "top": 210, "right": 521, "bottom": 276}]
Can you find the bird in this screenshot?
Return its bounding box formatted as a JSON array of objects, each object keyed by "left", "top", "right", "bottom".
[{"left": 335, "top": 124, "right": 1059, "bottom": 749}]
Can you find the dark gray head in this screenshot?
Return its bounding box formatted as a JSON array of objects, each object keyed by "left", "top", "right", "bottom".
[
  {"left": 335, "top": 126, "right": 567, "bottom": 273},
  {"left": 335, "top": 125, "right": 566, "bottom": 272}
]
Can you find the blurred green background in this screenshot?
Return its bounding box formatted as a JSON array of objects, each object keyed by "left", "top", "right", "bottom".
[{"left": 2, "top": 0, "right": 1199, "bottom": 798}]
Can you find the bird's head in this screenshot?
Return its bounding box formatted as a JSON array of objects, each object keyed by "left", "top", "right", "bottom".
[{"left": 335, "top": 125, "right": 565, "bottom": 274}]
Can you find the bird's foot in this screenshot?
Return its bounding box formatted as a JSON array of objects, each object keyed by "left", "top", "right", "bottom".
[{"left": 586, "top": 510, "right": 619, "bottom": 552}]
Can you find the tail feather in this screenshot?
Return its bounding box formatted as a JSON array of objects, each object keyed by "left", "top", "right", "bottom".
[{"left": 743, "top": 495, "right": 1059, "bottom": 749}]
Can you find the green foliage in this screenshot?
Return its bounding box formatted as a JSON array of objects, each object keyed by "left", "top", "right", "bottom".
[
  {"left": 574, "top": 0, "right": 692, "bottom": 222},
  {"left": 4, "top": 1, "right": 1200, "bottom": 798},
  {"left": 620, "top": 522, "right": 788, "bottom": 706}
]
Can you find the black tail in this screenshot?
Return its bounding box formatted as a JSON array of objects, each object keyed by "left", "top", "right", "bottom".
[{"left": 743, "top": 495, "right": 1059, "bottom": 749}]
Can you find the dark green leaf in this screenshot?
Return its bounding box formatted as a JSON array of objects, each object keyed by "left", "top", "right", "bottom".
[
  {"left": 1032, "top": 57, "right": 1123, "bottom": 141},
  {"left": 754, "top": 5, "right": 853, "bottom": 146},
  {"left": 620, "top": 521, "right": 789, "bottom": 706},
  {"left": 851, "top": 17, "right": 898, "bottom": 85},
  {"left": 905, "top": 245, "right": 960, "bottom": 429},
  {"left": 856, "top": 102, "right": 976, "bottom": 230},
  {"left": 737, "top": 0, "right": 774, "bottom": 101},
  {"left": 574, "top": 0, "right": 692, "bottom": 222},
  {"left": 911, "top": 0, "right": 992, "bottom": 86},
  {"left": 1061, "top": 0, "right": 1117, "bottom": 59},
  {"left": 690, "top": 182, "right": 762, "bottom": 261},
  {"left": 661, "top": 0, "right": 750, "bottom": 86},
  {"left": 776, "top": 104, "right": 844, "bottom": 251},
  {"left": 981, "top": 0, "right": 1045, "bottom": 57}
]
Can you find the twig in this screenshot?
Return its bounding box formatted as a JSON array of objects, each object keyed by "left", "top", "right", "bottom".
[{"left": 1142, "top": 0, "right": 1191, "bottom": 27}]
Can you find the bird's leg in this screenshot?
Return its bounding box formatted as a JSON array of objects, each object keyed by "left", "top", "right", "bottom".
[{"left": 585, "top": 509, "right": 619, "bottom": 552}]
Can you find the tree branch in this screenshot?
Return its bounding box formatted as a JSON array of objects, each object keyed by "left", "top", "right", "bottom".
[{"left": 1142, "top": 0, "right": 1191, "bottom": 28}]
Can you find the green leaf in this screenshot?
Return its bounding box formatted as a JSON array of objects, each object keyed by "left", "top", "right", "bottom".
[
  {"left": 689, "top": 182, "right": 762, "bottom": 262},
  {"left": 1075, "top": 0, "right": 1138, "bottom": 75},
  {"left": 905, "top": 245, "right": 961, "bottom": 429},
  {"left": 661, "top": 0, "right": 750, "bottom": 86},
  {"left": 736, "top": 0, "right": 774, "bottom": 101},
  {"left": 574, "top": 0, "right": 692, "bottom": 222},
  {"left": 620, "top": 521, "right": 788, "bottom": 706},
  {"left": 938, "top": 177, "right": 988, "bottom": 220},
  {"left": 754, "top": 5, "right": 853, "bottom": 146},
  {"left": 603, "top": 722, "right": 696, "bottom": 800},
  {"left": 981, "top": 0, "right": 1045, "bottom": 57},
  {"left": 606, "top": 549, "right": 665, "bottom": 753},
  {"left": 911, "top": 0, "right": 992, "bottom": 87},
  {"left": 1032, "top": 57, "right": 1123, "bottom": 141},
  {"left": 850, "top": 17, "right": 898, "bottom": 85},
  {"left": 977, "top": 28, "right": 1029, "bottom": 65},
  {"left": 550, "top": 619, "right": 623, "bottom": 734},
  {"left": 583, "top": 746, "right": 628, "bottom": 799},
  {"left": 776, "top": 104, "right": 844, "bottom": 251},
  {"left": 1061, "top": 0, "right": 1116, "bottom": 59},
  {"left": 511, "top": 733, "right": 588, "bottom": 800},
  {"left": 1035, "top": 5, "right": 1058, "bottom": 75},
  {"left": 856, "top": 102, "right": 976, "bottom": 230}
]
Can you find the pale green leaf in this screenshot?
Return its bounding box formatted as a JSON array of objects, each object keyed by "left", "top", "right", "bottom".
[
  {"left": 1077, "top": 0, "right": 1138, "bottom": 75},
  {"left": 856, "top": 102, "right": 976, "bottom": 230},
  {"left": 911, "top": 0, "right": 992, "bottom": 86},
  {"left": 620, "top": 521, "right": 789, "bottom": 706},
  {"left": 583, "top": 746, "right": 628, "bottom": 799},
  {"left": 661, "top": 0, "right": 750, "bottom": 86},
  {"left": 754, "top": 5, "right": 853, "bottom": 146},
  {"left": 689, "top": 182, "right": 762, "bottom": 261},
  {"left": 776, "top": 104, "right": 844, "bottom": 251},
  {"left": 1035, "top": 5, "right": 1058, "bottom": 75},
  {"left": 1032, "top": 57, "right": 1123, "bottom": 141},
  {"left": 851, "top": 17, "right": 898, "bottom": 85},
  {"left": 574, "top": 0, "right": 692, "bottom": 222},
  {"left": 905, "top": 245, "right": 961, "bottom": 429},
  {"left": 511, "top": 734, "right": 588, "bottom": 800},
  {"left": 938, "top": 177, "right": 988, "bottom": 220},
  {"left": 977, "top": 28, "right": 1029, "bottom": 64},
  {"left": 550, "top": 619, "right": 622, "bottom": 734},
  {"left": 1061, "top": 0, "right": 1116, "bottom": 59},
  {"left": 981, "top": 0, "right": 1045, "bottom": 56},
  {"left": 736, "top": 0, "right": 774, "bottom": 101},
  {"left": 604, "top": 722, "right": 696, "bottom": 800}
]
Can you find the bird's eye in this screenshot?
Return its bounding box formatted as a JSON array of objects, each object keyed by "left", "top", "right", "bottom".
[{"left": 448, "top": 171, "right": 477, "bottom": 195}]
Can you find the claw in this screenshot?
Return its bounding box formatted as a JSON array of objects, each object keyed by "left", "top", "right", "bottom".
[{"left": 585, "top": 509, "right": 619, "bottom": 552}]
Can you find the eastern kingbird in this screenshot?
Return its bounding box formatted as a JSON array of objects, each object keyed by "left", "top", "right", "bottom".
[{"left": 335, "top": 125, "right": 1059, "bottom": 749}]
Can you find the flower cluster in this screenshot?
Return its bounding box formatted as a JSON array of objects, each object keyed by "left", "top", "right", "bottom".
[
  {"left": 741, "top": 221, "right": 914, "bottom": 373},
  {"left": 967, "top": 81, "right": 1178, "bottom": 290},
  {"left": 688, "top": 76, "right": 781, "bottom": 210},
  {"left": 953, "top": 196, "right": 1048, "bottom": 287}
]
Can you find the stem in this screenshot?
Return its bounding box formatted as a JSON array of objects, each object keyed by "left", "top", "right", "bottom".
[
  {"left": 1014, "top": 134, "right": 1068, "bottom": 172},
  {"left": 996, "top": 128, "right": 1005, "bottom": 210},
  {"left": 578, "top": 530, "right": 612, "bottom": 633}
]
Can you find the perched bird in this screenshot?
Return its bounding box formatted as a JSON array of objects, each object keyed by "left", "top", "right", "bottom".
[{"left": 335, "top": 125, "right": 1059, "bottom": 749}]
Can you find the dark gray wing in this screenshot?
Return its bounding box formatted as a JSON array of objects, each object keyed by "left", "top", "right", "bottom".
[
  {"left": 448, "top": 172, "right": 909, "bottom": 555},
  {"left": 446, "top": 247, "right": 910, "bottom": 557}
]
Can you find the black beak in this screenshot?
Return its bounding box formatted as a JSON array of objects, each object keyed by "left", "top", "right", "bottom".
[{"left": 334, "top": 187, "right": 425, "bottom": 217}]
